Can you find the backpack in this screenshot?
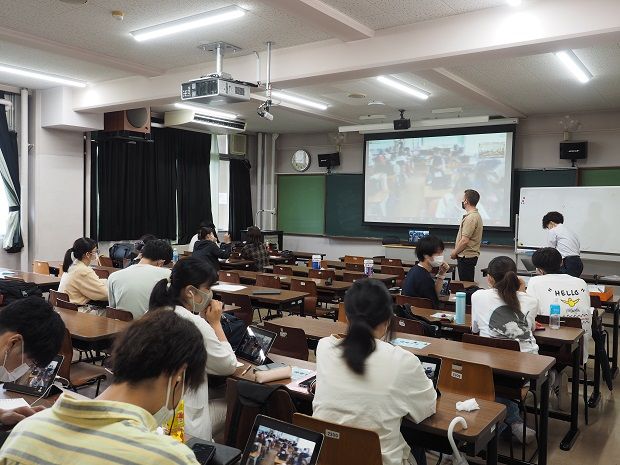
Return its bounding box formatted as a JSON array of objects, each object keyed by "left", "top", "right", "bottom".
[
  {"left": 221, "top": 313, "right": 247, "bottom": 350},
  {"left": 109, "top": 243, "right": 135, "bottom": 268},
  {"left": 393, "top": 303, "right": 441, "bottom": 338},
  {"left": 0, "top": 281, "right": 43, "bottom": 306}
]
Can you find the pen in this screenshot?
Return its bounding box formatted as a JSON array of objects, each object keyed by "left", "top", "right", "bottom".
[{"left": 240, "top": 365, "right": 252, "bottom": 376}]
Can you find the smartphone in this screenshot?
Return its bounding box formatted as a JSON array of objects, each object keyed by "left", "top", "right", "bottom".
[
  {"left": 254, "top": 362, "right": 287, "bottom": 371},
  {"left": 191, "top": 443, "right": 216, "bottom": 465}
]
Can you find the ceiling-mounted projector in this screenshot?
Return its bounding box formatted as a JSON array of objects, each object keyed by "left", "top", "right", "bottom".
[
  {"left": 181, "top": 74, "right": 253, "bottom": 105},
  {"left": 393, "top": 109, "right": 410, "bottom": 130}
]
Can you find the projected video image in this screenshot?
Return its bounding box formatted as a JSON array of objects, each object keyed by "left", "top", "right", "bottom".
[
  {"left": 245, "top": 425, "right": 317, "bottom": 465},
  {"left": 364, "top": 131, "right": 513, "bottom": 227}
]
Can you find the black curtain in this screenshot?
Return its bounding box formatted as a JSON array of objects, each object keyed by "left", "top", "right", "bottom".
[
  {"left": 0, "top": 93, "right": 22, "bottom": 252},
  {"left": 96, "top": 128, "right": 177, "bottom": 240},
  {"left": 176, "top": 129, "right": 212, "bottom": 244},
  {"left": 229, "top": 159, "right": 253, "bottom": 241}
]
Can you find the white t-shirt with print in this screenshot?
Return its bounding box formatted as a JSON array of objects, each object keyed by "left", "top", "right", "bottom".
[{"left": 471, "top": 288, "right": 539, "bottom": 354}]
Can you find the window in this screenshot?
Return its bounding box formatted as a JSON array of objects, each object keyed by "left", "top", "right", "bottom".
[{"left": 217, "top": 159, "right": 230, "bottom": 231}]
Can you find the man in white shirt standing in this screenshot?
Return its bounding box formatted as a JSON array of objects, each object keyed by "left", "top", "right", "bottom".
[
  {"left": 108, "top": 239, "right": 173, "bottom": 319},
  {"left": 542, "top": 211, "right": 583, "bottom": 277}
]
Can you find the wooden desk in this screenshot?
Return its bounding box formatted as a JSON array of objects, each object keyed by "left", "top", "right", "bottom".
[
  {"left": 0, "top": 386, "right": 57, "bottom": 409},
  {"left": 263, "top": 265, "right": 398, "bottom": 286},
  {"left": 0, "top": 268, "right": 61, "bottom": 290},
  {"left": 219, "top": 259, "right": 255, "bottom": 270},
  {"left": 289, "top": 251, "right": 326, "bottom": 263},
  {"left": 212, "top": 284, "right": 307, "bottom": 315},
  {"left": 47, "top": 261, "right": 119, "bottom": 277},
  {"left": 55, "top": 307, "right": 129, "bottom": 342},
  {"left": 322, "top": 259, "right": 412, "bottom": 275}
]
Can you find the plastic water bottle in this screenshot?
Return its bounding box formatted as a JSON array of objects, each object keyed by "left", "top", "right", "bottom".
[
  {"left": 312, "top": 255, "right": 321, "bottom": 270},
  {"left": 455, "top": 292, "right": 466, "bottom": 324},
  {"left": 363, "top": 259, "right": 374, "bottom": 277},
  {"left": 550, "top": 297, "right": 561, "bottom": 329},
  {"left": 172, "top": 248, "right": 179, "bottom": 264}
]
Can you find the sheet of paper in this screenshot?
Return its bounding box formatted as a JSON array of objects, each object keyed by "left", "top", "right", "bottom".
[
  {"left": 235, "top": 361, "right": 245, "bottom": 368},
  {"left": 431, "top": 312, "right": 455, "bottom": 321},
  {"left": 0, "top": 397, "right": 29, "bottom": 409},
  {"left": 391, "top": 338, "right": 430, "bottom": 349},
  {"left": 218, "top": 193, "right": 228, "bottom": 204},
  {"left": 291, "top": 367, "right": 315, "bottom": 381},
  {"left": 211, "top": 284, "right": 246, "bottom": 292},
  {"left": 588, "top": 285, "right": 606, "bottom": 293}
]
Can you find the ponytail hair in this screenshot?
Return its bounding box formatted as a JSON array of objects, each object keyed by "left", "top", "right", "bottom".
[
  {"left": 341, "top": 279, "right": 393, "bottom": 375},
  {"left": 62, "top": 237, "right": 97, "bottom": 273},
  {"left": 198, "top": 227, "right": 216, "bottom": 241},
  {"left": 488, "top": 256, "right": 521, "bottom": 314},
  {"left": 149, "top": 257, "right": 217, "bottom": 311}
]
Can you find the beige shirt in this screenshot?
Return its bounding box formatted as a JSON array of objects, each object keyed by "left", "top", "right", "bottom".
[
  {"left": 58, "top": 261, "right": 108, "bottom": 305},
  {"left": 455, "top": 208, "right": 483, "bottom": 258}
]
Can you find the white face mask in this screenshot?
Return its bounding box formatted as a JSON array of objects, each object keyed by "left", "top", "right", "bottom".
[
  {"left": 0, "top": 340, "right": 30, "bottom": 382},
  {"left": 189, "top": 287, "right": 213, "bottom": 315},
  {"left": 430, "top": 254, "right": 445, "bottom": 267},
  {"left": 152, "top": 372, "right": 184, "bottom": 428}
]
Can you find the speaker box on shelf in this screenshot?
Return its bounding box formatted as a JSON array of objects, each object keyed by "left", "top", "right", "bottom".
[{"left": 104, "top": 107, "right": 151, "bottom": 134}]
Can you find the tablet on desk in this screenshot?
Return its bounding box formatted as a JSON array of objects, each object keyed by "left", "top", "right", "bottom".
[
  {"left": 3, "top": 355, "right": 64, "bottom": 398},
  {"left": 235, "top": 326, "right": 277, "bottom": 365}
]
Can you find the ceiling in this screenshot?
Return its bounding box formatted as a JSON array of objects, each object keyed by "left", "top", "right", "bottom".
[{"left": 1, "top": 0, "right": 620, "bottom": 134}]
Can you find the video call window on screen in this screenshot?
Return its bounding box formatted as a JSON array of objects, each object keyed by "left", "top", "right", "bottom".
[{"left": 363, "top": 127, "right": 515, "bottom": 229}]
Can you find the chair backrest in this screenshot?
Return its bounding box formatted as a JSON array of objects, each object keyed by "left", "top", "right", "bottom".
[
  {"left": 56, "top": 299, "right": 79, "bottom": 311},
  {"left": 536, "top": 314, "right": 582, "bottom": 329},
  {"left": 342, "top": 271, "right": 364, "bottom": 283},
  {"left": 224, "top": 378, "right": 296, "bottom": 449},
  {"left": 57, "top": 329, "right": 74, "bottom": 381},
  {"left": 105, "top": 306, "right": 134, "bottom": 322},
  {"left": 262, "top": 322, "right": 310, "bottom": 360},
  {"left": 392, "top": 316, "right": 425, "bottom": 336},
  {"left": 338, "top": 302, "right": 347, "bottom": 323},
  {"left": 437, "top": 357, "right": 495, "bottom": 401},
  {"left": 255, "top": 273, "right": 281, "bottom": 289},
  {"left": 221, "top": 293, "right": 254, "bottom": 326},
  {"left": 308, "top": 269, "right": 335, "bottom": 280},
  {"left": 343, "top": 255, "right": 364, "bottom": 265},
  {"left": 449, "top": 282, "right": 466, "bottom": 293},
  {"left": 345, "top": 262, "right": 364, "bottom": 272},
  {"left": 290, "top": 278, "right": 317, "bottom": 296},
  {"left": 590, "top": 295, "right": 602, "bottom": 308},
  {"left": 98, "top": 256, "right": 114, "bottom": 267},
  {"left": 380, "top": 265, "right": 405, "bottom": 280},
  {"left": 32, "top": 261, "right": 50, "bottom": 275},
  {"left": 381, "top": 257, "right": 402, "bottom": 266},
  {"left": 48, "top": 289, "right": 69, "bottom": 307},
  {"left": 395, "top": 294, "right": 434, "bottom": 309},
  {"left": 462, "top": 333, "right": 520, "bottom": 352},
  {"left": 218, "top": 271, "right": 241, "bottom": 284},
  {"left": 273, "top": 265, "right": 294, "bottom": 276},
  {"left": 93, "top": 268, "right": 109, "bottom": 279},
  {"left": 292, "top": 413, "right": 383, "bottom": 465}
]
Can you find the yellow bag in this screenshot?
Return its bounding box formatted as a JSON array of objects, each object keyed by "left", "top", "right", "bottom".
[{"left": 163, "top": 399, "right": 185, "bottom": 442}]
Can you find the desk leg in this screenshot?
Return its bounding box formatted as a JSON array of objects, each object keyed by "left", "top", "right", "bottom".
[
  {"left": 612, "top": 303, "right": 619, "bottom": 378},
  {"left": 560, "top": 347, "right": 580, "bottom": 451},
  {"left": 589, "top": 328, "right": 602, "bottom": 408},
  {"left": 538, "top": 377, "right": 549, "bottom": 465},
  {"left": 487, "top": 424, "right": 499, "bottom": 465}
]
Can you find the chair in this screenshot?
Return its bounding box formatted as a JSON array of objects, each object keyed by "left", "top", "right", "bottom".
[
  {"left": 293, "top": 413, "right": 383, "bottom": 465},
  {"left": 218, "top": 271, "right": 241, "bottom": 284},
  {"left": 392, "top": 316, "right": 425, "bottom": 336},
  {"left": 343, "top": 255, "right": 364, "bottom": 265},
  {"left": 437, "top": 357, "right": 495, "bottom": 401},
  {"left": 105, "top": 306, "right": 133, "bottom": 322},
  {"left": 395, "top": 294, "right": 434, "bottom": 309},
  {"left": 255, "top": 273, "right": 282, "bottom": 289},
  {"left": 98, "top": 256, "right": 114, "bottom": 267},
  {"left": 449, "top": 282, "right": 466, "bottom": 293},
  {"left": 345, "top": 262, "right": 364, "bottom": 272},
  {"left": 308, "top": 269, "right": 336, "bottom": 281},
  {"left": 262, "top": 322, "right": 310, "bottom": 360},
  {"left": 221, "top": 293, "right": 254, "bottom": 326},
  {"left": 48, "top": 290, "right": 69, "bottom": 307},
  {"left": 381, "top": 258, "right": 402, "bottom": 266},
  {"left": 58, "top": 329, "right": 108, "bottom": 396},
  {"left": 273, "top": 265, "right": 294, "bottom": 276},
  {"left": 56, "top": 299, "right": 79, "bottom": 312},
  {"left": 381, "top": 265, "right": 405, "bottom": 287},
  {"left": 342, "top": 271, "right": 365, "bottom": 283},
  {"left": 32, "top": 261, "right": 50, "bottom": 275},
  {"left": 289, "top": 279, "right": 333, "bottom": 319},
  {"left": 590, "top": 295, "right": 602, "bottom": 308},
  {"left": 93, "top": 268, "right": 109, "bottom": 279},
  {"left": 338, "top": 302, "right": 347, "bottom": 323}
]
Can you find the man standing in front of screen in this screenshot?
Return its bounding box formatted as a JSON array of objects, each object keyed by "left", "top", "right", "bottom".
[{"left": 450, "top": 189, "right": 483, "bottom": 282}]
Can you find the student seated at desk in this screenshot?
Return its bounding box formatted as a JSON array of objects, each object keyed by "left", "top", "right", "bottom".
[
  {"left": 58, "top": 237, "right": 108, "bottom": 308},
  {"left": 471, "top": 256, "right": 537, "bottom": 443},
  {"left": 149, "top": 257, "right": 237, "bottom": 441},
  {"left": 0, "top": 311, "right": 204, "bottom": 465},
  {"left": 0, "top": 297, "right": 65, "bottom": 427},
  {"left": 401, "top": 235, "right": 450, "bottom": 309},
  {"left": 108, "top": 239, "right": 173, "bottom": 320},
  {"left": 189, "top": 220, "right": 217, "bottom": 252},
  {"left": 128, "top": 233, "right": 157, "bottom": 266},
  {"left": 192, "top": 227, "right": 232, "bottom": 271},
  {"left": 240, "top": 226, "right": 270, "bottom": 272},
  {"left": 313, "top": 279, "right": 436, "bottom": 465}
]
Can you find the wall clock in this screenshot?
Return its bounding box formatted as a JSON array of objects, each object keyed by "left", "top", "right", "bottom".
[{"left": 291, "top": 149, "right": 311, "bottom": 172}]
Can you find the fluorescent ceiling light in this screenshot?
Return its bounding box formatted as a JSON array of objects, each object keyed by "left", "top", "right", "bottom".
[
  {"left": 131, "top": 6, "right": 245, "bottom": 42},
  {"left": 0, "top": 64, "right": 86, "bottom": 88},
  {"left": 175, "top": 102, "right": 238, "bottom": 120},
  {"left": 555, "top": 50, "right": 593, "bottom": 84},
  {"left": 271, "top": 90, "right": 329, "bottom": 110},
  {"left": 376, "top": 76, "right": 430, "bottom": 100},
  {"left": 507, "top": 0, "right": 522, "bottom": 6}
]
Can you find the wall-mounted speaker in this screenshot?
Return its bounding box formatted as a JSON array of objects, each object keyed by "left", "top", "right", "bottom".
[
  {"left": 104, "top": 107, "right": 151, "bottom": 134},
  {"left": 560, "top": 140, "right": 587, "bottom": 160}
]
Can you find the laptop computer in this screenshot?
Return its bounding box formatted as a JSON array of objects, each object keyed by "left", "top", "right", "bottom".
[
  {"left": 239, "top": 415, "right": 324, "bottom": 465},
  {"left": 521, "top": 256, "right": 537, "bottom": 274},
  {"left": 235, "top": 326, "right": 278, "bottom": 366},
  {"left": 3, "top": 354, "right": 64, "bottom": 398},
  {"left": 418, "top": 355, "right": 442, "bottom": 393}
]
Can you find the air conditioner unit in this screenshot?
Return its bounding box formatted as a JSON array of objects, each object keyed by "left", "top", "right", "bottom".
[{"left": 164, "top": 109, "right": 246, "bottom": 134}]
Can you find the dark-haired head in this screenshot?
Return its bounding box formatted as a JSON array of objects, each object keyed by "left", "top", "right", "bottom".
[
  {"left": 487, "top": 256, "right": 522, "bottom": 313},
  {"left": 135, "top": 234, "right": 157, "bottom": 253},
  {"left": 198, "top": 227, "right": 217, "bottom": 242},
  {"left": 532, "top": 248, "right": 562, "bottom": 275},
  {"left": 142, "top": 239, "right": 173, "bottom": 265},
  {"left": 246, "top": 226, "right": 262, "bottom": 244},
  {"left": 0, "top": 297, "right": 65, "bottom": 368},
  {"left": 62, "top": 237, "right": 97, "bottom": 273},
  {"left": 110, "top": 310, "right": 207, "bottom": 393},
  {"left": 463, "top": 189, "right": 480, "bottom": 207},
  {"left": 542, "top": 211, "right": 564, "bottom": 229},
  {"left": 149, "top": 257, "right": 217, "bottom": 312},
  {"left": 341, "top": 279, "right": 393, "bottom": 375},
  {"left": 415, "top": 235, "right": 444, "bottom": 263}
]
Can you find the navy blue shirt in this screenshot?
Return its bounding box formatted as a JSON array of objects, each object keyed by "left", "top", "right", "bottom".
[{"left": 402, "top": 265, "right": 440, "bottom": 309}]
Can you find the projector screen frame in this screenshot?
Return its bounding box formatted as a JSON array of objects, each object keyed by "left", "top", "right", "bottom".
[{"left": 362, "top": 124, "right": 517, "bottom": 232}]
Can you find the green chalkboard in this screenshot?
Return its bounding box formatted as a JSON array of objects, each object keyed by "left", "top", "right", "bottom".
[
  {"left": 277, "top": 175, "right": 325, "bottom": 234},
  {"left": 513, "top": 168, "right": 578, "bottom": 214},
  {"left": 578, "top": 168, "right": 620, "bottom": 186}
]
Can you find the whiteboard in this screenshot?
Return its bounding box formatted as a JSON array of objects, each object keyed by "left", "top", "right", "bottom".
[{"left": 517, "top": 186, "right": 620, "bottom": 255}]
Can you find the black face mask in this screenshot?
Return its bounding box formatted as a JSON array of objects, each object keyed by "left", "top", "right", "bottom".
[{"left": 461, "top": 201, "right": 466, "bottom": 210}]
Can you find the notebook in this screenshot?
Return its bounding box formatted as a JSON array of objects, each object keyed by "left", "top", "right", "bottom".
[
  {"left": 239, "top": 415, "right": 323, "bottom": 465},
  {"left": 235, "top": 326, "right": 277, "bottom": 366}
]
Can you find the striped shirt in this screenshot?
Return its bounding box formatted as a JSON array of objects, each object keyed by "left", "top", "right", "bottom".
[{"left": 0, "top": 394, "right": 199, "bottom": 465}]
